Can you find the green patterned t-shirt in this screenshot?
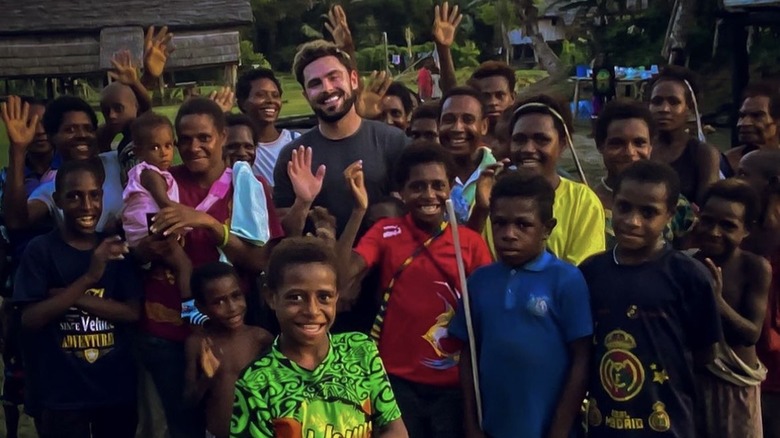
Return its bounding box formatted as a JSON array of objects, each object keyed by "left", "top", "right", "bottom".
[{"left": 231, "top": 332, "right": 402, "bottom": 438}]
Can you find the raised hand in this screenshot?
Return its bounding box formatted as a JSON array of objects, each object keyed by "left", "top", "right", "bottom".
[
  {"left": 433, "top": 2, "right": 463, "bottom": 48},
  {"left": 356, "top": 71, "right": 392, "bottom": 120},
  {"left": 474, "top": 162, "right": 506, "bottom": 210},
  {"left": 344, "top": 160, "right": 368, "bottom": 211},
  {"left": 86, "top": 236, "right": 129, "bottom": 282},
  {"left": 200, "top": 337, "right": 221, "bottom": 378},
  {"left": 325, "top": 5, "right": 354, "bottom": 52},
  {"left": 144, "top": 25, "right": 174, "bottom": 78},
  {"left": 209, "top": 86, "right": 235, "bottom": 113},
  {"left": 1, "top": 95, "right": 39, "bottom": 151},
  {"left": 108, "top": 50, "right": 139, "bottom": 85},
  {"left": 288, "top": 146, "right": 326, "bottom": 204}
]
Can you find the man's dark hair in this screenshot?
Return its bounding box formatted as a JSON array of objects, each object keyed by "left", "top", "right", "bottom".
[
  {"left": 191, "top": 261, "right": 240, "bottom": 303},
  {"left": 615, "top": 160, "right": 681, "bottom": 211},
  {"left": 490, "top": 170, "right": 555, "bottom": 223},
  {"left": 236, "top": 68, "right": 283, "bottom": 111},
  {"left": 43, "top": 96, "right": 98, "bottom": 138},
  {"left": 508, "top": 94, "right": 572, "bottom": 143},
  {"left": 266, "top": 237, "right": 339, "bottom": 292},
  {"left": 55, "top": 157, "right": 105, "bottom": 194},
  {"left": 595, "top": 100, "right": 656, "bottom": 148},
  {"left": 130, "top": 111, "right": 174, "bottom": 146},
  {"left": 439, "top": 86, "right": 487, "bottom": 120},
  {"left": 650, "top": 65, "right": 699, "bottom": 108},
  {"left": 411, "top": 102, "right": 440, "bottom": 123},
  {"left": 292, "top": 40, "right": 354, "bottom": 87},
  {"left": 226, "top": 113, "right": 260, "bottom": 144},
  {"left": 469, "top": 61, "right": 517, "bottom": 95},
  {"left": 175, "top": 97, "right": 227, "bottom": 134},
  {"left": 393, "top": 141, "right": 457, "bottom": 188},
  {"left": 701, "top": 179, "right": 762, "bottom": 228},
  {"left": 386, "top": 82, "right": 414, "bottom": 115},
  {"left": 742, "top": 82, "right": 780, "bottom": 120}
]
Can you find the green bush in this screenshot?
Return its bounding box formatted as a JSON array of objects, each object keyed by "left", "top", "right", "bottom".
[{"left": 240, "top": 40, "right": 272, "bottom": 69}]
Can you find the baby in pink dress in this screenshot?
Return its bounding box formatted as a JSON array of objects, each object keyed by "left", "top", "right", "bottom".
[{"left": 122, "top": 113, "right": 179, "bottom": 247}]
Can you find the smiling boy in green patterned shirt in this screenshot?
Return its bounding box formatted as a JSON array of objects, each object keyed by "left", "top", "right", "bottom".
[{"left": 231, "top": 237, "right": 407, "bottom": 438}]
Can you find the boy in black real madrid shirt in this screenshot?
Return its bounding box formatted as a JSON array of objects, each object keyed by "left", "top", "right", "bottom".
[
  {"left": 13, "top": 159, "right": 141, "bottom": 438},
  {"left": 580, "top": 161, "right": 722, "bottom": 438}
]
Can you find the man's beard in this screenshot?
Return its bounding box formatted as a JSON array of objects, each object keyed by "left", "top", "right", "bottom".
[{"left": 312, "top": 91, "right": 357, "bottom": 124}]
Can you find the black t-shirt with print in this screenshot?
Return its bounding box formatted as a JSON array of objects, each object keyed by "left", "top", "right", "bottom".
[
  {"left": 580, "top": 247, "right": 721, "bottom": 438},
  {"left": 13, "top": 231, "right": 141, "bottom": 413}
]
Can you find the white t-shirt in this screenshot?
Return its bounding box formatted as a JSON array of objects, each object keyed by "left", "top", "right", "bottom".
[
  {"left": 253, "top": 129, "right": 299, "bottom": 186},
  {"left": 30, "top": 151, "right": 124, "bottom": 232}
]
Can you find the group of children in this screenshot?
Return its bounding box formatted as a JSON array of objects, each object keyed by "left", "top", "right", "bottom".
[{"left": 1, "top": 4, "right": 780, "bottom": 438}]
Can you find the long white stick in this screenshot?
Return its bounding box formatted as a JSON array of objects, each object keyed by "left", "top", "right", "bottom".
[{"left": 445, "top": 199, "right": 483, "bottom": 426}]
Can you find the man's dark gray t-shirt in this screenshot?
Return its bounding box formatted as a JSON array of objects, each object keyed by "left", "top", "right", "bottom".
[{"left": 273, "top": 119, "right": 407, "bottom": 236}]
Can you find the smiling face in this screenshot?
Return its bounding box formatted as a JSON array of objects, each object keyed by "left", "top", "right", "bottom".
[
  {"left": 649, "top": 80, "right": 689, "bottom": 133},
  {"left": 198, "top": 275, "right": 247, "bottom": 330},
  {"left": 270, "top": 262, "right": 338, "bottom": 348},
  {"left": 302, "top": 56, "right": 359, "bottom": 124},
  {"left": 225, "top": 124, "right": 257, "bottom": 166},
  {"left": 55, "top": 170, "right": 103, "bottom": 237},
  {"left": 510, "top": 113, "right": 565, "bottom": 179},
  {"left": 176, "top": 114, "right": 226, "bottom": 174},
  {"left": 439, "top": 95, "right": 487, "bottom": 159},
  {"left": 241, "top": 78, "right": 282, "bottom": 126},
  {"left": 694, "top": 196, "right": 749, "bottom": 258},
  {"left": 399, "top": 162, "right": 450, "bottom": 230},
  {"left": 53, "top": 111, "right": 98, "bottom": 162},
  {"left": 491, "top": 197, "right": 553, "bottom": 267},
  {"left": 612, "top": 179, "right": 673, "bottom": 251},
  {"left": 599, "top": 118, "right": 653, "bottom": 177}
]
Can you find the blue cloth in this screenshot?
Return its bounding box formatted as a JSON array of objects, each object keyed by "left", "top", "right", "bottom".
[
  {"left": 230, "top": 161, "right": 270, "bottom": 246},
  {"left": 448, "top": 251, "right": 593, "bottom": 438}
]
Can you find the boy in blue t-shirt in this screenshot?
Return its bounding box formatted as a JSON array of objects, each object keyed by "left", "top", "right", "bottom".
[
  {"left": 449, "top": 171, "right": 593, "bottom": 437},
  {"left": 13, "top": 159, "right": 141, "bottom": 438}
]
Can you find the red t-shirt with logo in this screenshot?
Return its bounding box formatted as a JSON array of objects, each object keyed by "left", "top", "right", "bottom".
[
  {"left": 354, "top": 214, "right": 492, "bottom": 387},
  {"left": 140, "top": 165, "right": 283, "bottom": 342}
]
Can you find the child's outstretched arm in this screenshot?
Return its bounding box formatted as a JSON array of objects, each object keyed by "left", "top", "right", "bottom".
[
  {"left": 141, "top": 168, "right": 177, "bottom": 209},
  {"left": 184, "top": 335, "right": 217, "bottom": 407},
  {"left": 335, "top": 160, "right": 368, "bottom": 301}
]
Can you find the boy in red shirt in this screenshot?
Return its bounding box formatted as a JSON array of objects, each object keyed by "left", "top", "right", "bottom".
[{"left": 336, "top": 142, "right": 492, "bottom": 438}]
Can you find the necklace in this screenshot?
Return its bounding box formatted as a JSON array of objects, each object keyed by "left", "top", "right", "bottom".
[
  {"left": 613, "top": 240, "right": 666, "bottom": 266},
  {"left": 601, "top": 177, "right": 613, "bottom": 193}
]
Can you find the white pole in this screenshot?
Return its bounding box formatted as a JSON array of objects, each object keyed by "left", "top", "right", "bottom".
[{"left": 445, "top": 199, "right": 483, "bottom": 426}]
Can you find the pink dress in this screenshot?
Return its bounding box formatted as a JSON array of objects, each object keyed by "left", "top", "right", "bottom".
[{"left": 121, "top": 162, "right": 179, "bottom": 246}]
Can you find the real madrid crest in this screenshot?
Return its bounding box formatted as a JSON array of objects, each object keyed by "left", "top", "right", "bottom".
[{"left": 599, "top": 330, "right": 645, "bottom": 402}]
